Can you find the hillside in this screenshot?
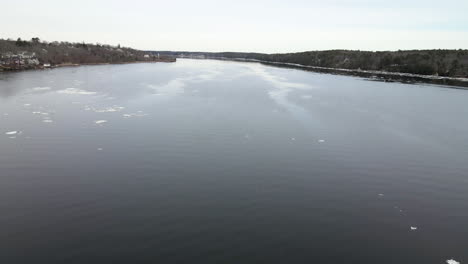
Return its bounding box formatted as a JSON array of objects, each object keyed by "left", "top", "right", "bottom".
[{"left": 0, "top": 38, "right": 175, "bottom": 71}]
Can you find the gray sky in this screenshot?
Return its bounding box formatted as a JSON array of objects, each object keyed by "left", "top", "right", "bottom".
[{"left": 2, "top": 0, "right": 468, "bottom": 53}]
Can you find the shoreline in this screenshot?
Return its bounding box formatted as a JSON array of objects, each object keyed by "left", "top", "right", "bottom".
[
  {"left": 0, "top": 58, "right": 176, "bottom": 73},
  {"left": 208, "top": 57, "right": 468, "bottom": 88}
]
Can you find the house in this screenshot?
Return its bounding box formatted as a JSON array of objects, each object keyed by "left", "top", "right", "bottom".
[{"left": 0, "top": 52, "right": 40, "bottom": 68}]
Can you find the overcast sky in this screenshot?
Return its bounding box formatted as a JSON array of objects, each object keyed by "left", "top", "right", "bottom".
[{"left": 2, "top": 0, "right": 467, "bottom": 53}]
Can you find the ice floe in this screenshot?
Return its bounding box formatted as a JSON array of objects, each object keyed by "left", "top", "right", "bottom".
[
  {"left": 23, "top": 104, "right": 31, "bottom": 107},
  {"left": 410, "top": 226, "right": 418, "bottom": 231},
  {"left": 318, "top": 139, "right": 325, "bottom": 143},
  {"left": 378, "top": 194, "right": 384, "bottom": 197},
  {"left": 5, "top": 131, "right": 20, "bottom": 135},
  {"left": 85, "top": 106, "right": 124, "bottom": 113},
  {"left": 42, "top": 119, "right": 53, "bottom": 123},
  {"left": 31, "top": 87, "right": 51, "bottom": 92},
  {"left": 57, "top": 88, "right": 97, "bottom": 95},
  {"left": 446, "top": 259, "right": 460, "bottom": 264},
  {"left": 97, "top": 148, "right": 103, "bottom": 151},
  {"left": 95, "top": 120, "right": 108, "bottom": 124},
  {"left": 122, "top": 112, "right": 147, "bottom": 118}
]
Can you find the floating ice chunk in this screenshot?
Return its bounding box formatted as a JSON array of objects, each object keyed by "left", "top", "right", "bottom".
[
  {"left": 94, "top": 106, "right": 124, "bottom": 113},
  {"left": 32, "top": 111, "right": 42, "bottom": 115},
  {"left": 9, "top": 136, "right": 16, "bottom": 139},
  {"left": 410, "top": 226, "right": 418, "bottom": 231},
  {"left": 31, "top": 87, "right": 51, "bottom": 91},
  {"left": 85, "top": 106, "right": 124, "bottom": 113},
  {"left": 24, "top": 104, "right": 31, "bottom": 107},
  {"left": 378, "top": 194, "right": 384, "bottom": 197},
  {"left": 95, "top": 120, "right": 108, "bottom": 124},
  {"left": 57, "top": 88, "right": 97, "bottom": 95},
  {"left": 318, "top": 139, "right": 325, "bottom": 143},
  {"left": 97, "top": 148, "right": 103, "bottom": 151},
  {"left": 122, "top": 112, "right": 147, "bottom": 118},
  {"left": 42, "top": 119, "right": 53, "bottom": 123},
  {"left": 447, "top": 259, "right": 460, "bottom": 264},
  {"left": 5, "top": 131, "right": 19, "bottom": 135}
]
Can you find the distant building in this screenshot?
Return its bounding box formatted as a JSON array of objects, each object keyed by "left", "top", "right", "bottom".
[{"left": 0, "top": 51, "right": 40, "bottom": 68}]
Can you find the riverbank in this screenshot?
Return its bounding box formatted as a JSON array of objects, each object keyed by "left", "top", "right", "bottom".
[
  {"left": 0, "top": 58, "right": 176, "bottom": 72},
  {"left": 212, "top": 57, "right": 468, "bottom": 88}
]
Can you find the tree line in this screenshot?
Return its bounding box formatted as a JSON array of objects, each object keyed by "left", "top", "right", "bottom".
[
  {"left": 155, "top": 49, "right": 468, "bottom": 78},
  {"left": 0, "top": 37, "right": 174, "bottom": 68}
]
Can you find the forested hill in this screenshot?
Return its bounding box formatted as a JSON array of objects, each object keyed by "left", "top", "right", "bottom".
[
  {"left": 0, "top": 38, "right": 174, "bottom": 71},
  {"left": 153, "top": 50, "right": 468, "bottom": 78}
]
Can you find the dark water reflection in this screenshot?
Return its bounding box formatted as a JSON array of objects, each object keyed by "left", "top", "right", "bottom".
[{"left": 1, "top": 59, "right": 467, "bottom": 264}]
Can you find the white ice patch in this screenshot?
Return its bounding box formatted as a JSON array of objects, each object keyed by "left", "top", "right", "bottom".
[
  {"left": 447, "top": 259, "right": 460, "bottom": 264},
  {"left": 97, "top": 148, "right": 103, "bottom": 151},
  {"left": 23, "top": 104, "right": 31, "bottom": 107},
  {"left": 57, "top": 88, "right": 97, "bottom": 95},
  {"left": 5, "top": 131, "right": 19, "bottom": 135},
  {"left": 42, "top": 119, "right": 53, "bottom": 123},
  {"left": 95, "top": 120, "right": 108, "bottom": 124},
  {"left": 378, "top": 194, "right": 384, "bottom": 197},
  {"left": 86, "top": 106, "right": 125, "bottom": 113},
  {"left": 318, "top": 139, "right": 325, "bottom": 143},
  {"left": 122, "top": 112, "right": 147, "bottom": 118},
  {"left": 410, "top": 227, "right": 418, "bottom": 230},
  {"left": 31, "top": 87, "right": 51, "bottom": 92}
]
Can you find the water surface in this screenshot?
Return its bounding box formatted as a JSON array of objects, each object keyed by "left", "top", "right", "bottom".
[{"left": 1, "top": 59, "right": 467, "bottom": 264}]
